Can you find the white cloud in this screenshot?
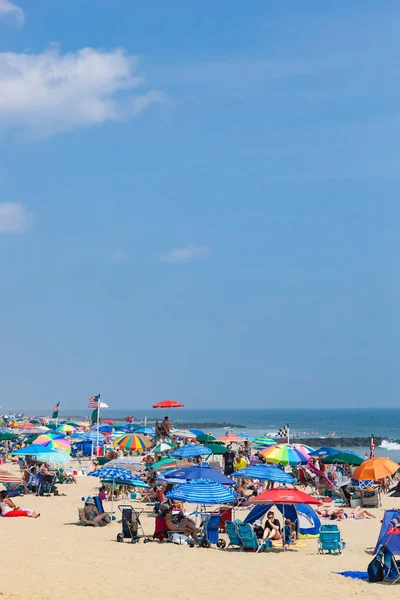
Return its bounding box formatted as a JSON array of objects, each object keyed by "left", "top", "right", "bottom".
[
  {"left": 0, "top": 46, "right": 166, "bottom": 138},
  {"left": 160, "top": 244, "right": 211, "bottom": 264},
  {"left": 0, "top": 0, "right": 24, "bottom": 26},
  {"left": 0, "top": 202, "right": 32, "bottom": 233}
]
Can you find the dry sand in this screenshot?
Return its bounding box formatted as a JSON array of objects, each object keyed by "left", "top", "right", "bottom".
[{"left": 2, "top": 460, "right": 400, "bottom": 600}]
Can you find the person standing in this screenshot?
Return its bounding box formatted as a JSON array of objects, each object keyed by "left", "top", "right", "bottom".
[{"left": 223, "top": 444, "right": 236, "bottom": 475}]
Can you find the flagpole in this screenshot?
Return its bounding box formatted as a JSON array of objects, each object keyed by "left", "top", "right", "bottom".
[
  {"left": 287, "top": 424, "right": 290, "bottom": 445},
  {"left": 96, "top": 397, "right": 101, "bottom": 458}
]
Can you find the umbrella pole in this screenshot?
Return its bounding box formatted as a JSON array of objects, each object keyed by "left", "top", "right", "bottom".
[{"left": 282, "top": 504, "right": 285, "bottom": 552}]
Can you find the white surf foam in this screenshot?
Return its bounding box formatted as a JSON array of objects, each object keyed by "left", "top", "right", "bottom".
[{"left": 379, "top": 440, "right": 400, "bottom": 451}]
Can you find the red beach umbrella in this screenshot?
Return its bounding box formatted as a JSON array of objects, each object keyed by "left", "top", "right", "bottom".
[
  {"left": 216, "top": 433, "right": 244, "bottom": 443},
  {"left": 153, "top": 400, "right": 184, "bottom": 418},
  {"left": 251, "top": 488, "right": 322, "bottom": 506}
]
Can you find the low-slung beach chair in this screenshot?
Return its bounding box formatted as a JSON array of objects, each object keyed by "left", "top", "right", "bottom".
[
  {"left": 237, "top": 523, "right": 272, "bottom": 553},
  {"left": 225, "top": 520, "right": 243, "bottom": 550},
  {"left": 318, "top": 524, "right": 346, "bottom": 554}
]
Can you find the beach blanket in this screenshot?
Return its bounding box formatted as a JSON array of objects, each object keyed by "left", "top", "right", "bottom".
[{"left": 335, "top": 571, "right": 368, "bottom": 580}]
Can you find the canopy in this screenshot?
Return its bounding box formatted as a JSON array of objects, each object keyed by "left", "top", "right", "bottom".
[
  {"left": 322, "top": 452, "right": 363, "bottom": 466},
  {"left": 245, "top": 503, "right": 321, "bottom": 538},
  {"left": 374, "top": 509, "right": 400, "bottom": 555},
  {"left": 161, "top": 465, "right": 236, "bottom": 486},
  {"left": 353, "top": 457, "right": 399, "bottom": 481},
  {"left": 166, "top": 478, "right": 237, "bottom": 505},
  {"left": 251, "top": 488, "right": 322, "bottom": 505},
  {"left": 231, "top": 464, "right": 295, "bottom": 484},
  {"left": 170, "top": 444, "right": 211, "bottom": 459}
]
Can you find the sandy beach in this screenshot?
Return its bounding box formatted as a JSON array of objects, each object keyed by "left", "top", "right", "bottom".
[{"left": 1, "top": 460, "right": 399, "bottom": 600}]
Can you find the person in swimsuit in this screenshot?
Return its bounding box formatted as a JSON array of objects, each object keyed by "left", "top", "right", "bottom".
[
  {"left": 264, "top": 510, "right": 282, "bottom": 540},
  {"left": 82, "top": 498, "right": 110, "bottom": 526}
]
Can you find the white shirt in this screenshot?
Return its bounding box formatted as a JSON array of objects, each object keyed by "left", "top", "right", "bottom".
[{"left": 0, "top": 500, "right": 12, "bottom": 515}]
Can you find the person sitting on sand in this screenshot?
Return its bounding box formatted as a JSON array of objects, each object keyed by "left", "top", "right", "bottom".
[
  {"left": 163, "top": 508, "right": 201, "bottom": 537},
  {"left": 263, "top": 510, "right": 282, "bottom": 540},
  {"left": 0, "top": 490, "right": 40, "bottom": 518},
  {"left": 81, "top": 498, "right": 110, "bottom": 527}
]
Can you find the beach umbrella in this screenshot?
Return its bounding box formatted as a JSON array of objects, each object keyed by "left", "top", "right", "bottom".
[
  {"left": 253, "top": 437, "right": 276, "bottom": 446},
  {"left": 102, "top": 478, "right": 150, "bottom": 489},
  {"left": 251, "top": 488, "right": 322, "bottom": 506},
  {"left": 170, "top": 444, "right": 211, "bottom": 459},
  {"left": 36, "top": 451, "right": 70, "bottom": 465},
  {"left": 151, "top": 458, "right": 189, "bottom": 471},
  {"left": 205, "top": 443, "right": 228, "bottom": 455},
  {"left": 113, "top": 434, "right": 152, "bottom": 452},
  {"left": 134, "top": 426, "right": 156, "bottom": 436},
  {"left": 88, "top": 467, "right": 141, "bottom": 514},
  {"left": 153, "top": 399, "right": 184, "bottom": 418},
  {"left": 151, "top": 442, "right": 176, "bottom": 454},
  {"left": 190, "top": 429, "right": 205, "bottom": 437},
  {"left": 215, "top": 433, "right": 245, "bottom": 443},
  {"left": 322, "top": 452, "right": 363, "bottom": 466},
  {"left": 0, "top": 470, "right": 23, "bottom": 484},
  {"left": 232, "top": 465, "right": 296, "bottom": 484},
  {"left": 29, "top": 419, "right": 40, "bottom": 425},
  {"left": 12, "top": 444, "right": 61, "bottom": 457},
  {"left": 0, "top": 432, "right": 18, "bottom": 441},
  {"left": 196, "top": 434, "right": 216, "bottom": 443},
  {"left": 14, "top": 423, "right": 35, "bottom": 430},
  {"left": 98, "top": 425, "right": 113, "bottom": 433},
  {"left": 105, "top": 458, "right": 145, "bottom": 471},
  {"left": 162, "top": 465, "right": 236, "bottom": 486},
  {"left": 103, "top": 420, "right": 116, "bottom": 425},
  {"left": 166, "top": 478, "right": 237, "bottom": 505},
  {"left": 56, "top": 424, "right": 76, "bottom": 434},
  {"left": 353, "top": 457, "right": 399, "bottom": 481},
  {"left": 32, "top": 434, "right": 71, "bottom": 454},
  {"left": 309, "top": 446, "right": 341, "bottom": 458},
  {"left": 260, "top": 444, "right": 309, "bottom": 466},
  {"left": 170, "top": 430, "right": 197, "bottom": 440},
  {"left": 63, "top": 421, "right": 81, "bottom": 427}
]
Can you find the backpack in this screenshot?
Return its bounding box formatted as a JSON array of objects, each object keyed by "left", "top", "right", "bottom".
[{"left": 368, "top": 552, "right": 384, "bottom": 582}]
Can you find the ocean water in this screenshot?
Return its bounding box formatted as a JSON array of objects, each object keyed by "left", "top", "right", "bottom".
[{"left": 22, "top": 406, "right": 400, "bottom": 443}]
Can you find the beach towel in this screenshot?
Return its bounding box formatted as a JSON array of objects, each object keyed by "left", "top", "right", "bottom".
[{"left": 335, "top": 571, "right": 368, "bottom": 580}]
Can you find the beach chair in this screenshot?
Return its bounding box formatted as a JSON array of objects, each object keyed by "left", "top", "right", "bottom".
[
  {"left": 297, "top": 467, "right": 316, "bottom": 491},
  {"left": 318, "top": 524, "right": 346, "bottom": 555},
  {"left": 4, "top": 482, "right": 25, "bottom": 497},
  {"left": 219, "top": 507, "right": 233, "bottom": 532},
  {"left": 225, "top": 520, "right": 243, "bottom": 550},
  {"left": 237, "top": 523, "right": 272, "bottom": 553}
]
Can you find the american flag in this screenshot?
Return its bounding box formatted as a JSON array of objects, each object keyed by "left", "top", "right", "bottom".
[
  {"left": 52, "top": 401, "right": 60, "bottom": 413},
  {"left": 88, "top": 394, "right": 101, "bottom": 408}
]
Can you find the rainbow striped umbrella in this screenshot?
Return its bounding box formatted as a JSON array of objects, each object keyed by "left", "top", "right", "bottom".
[
  {"left": 32, "top": 434, "right": 71, "bottom": 454},
  {"left": 0, "top": 470, "right": 22, "bottom": 483},
  {"left": 259, "top": 444, "right": 309, "bottom": 465},
  {"left": 56, "top": 424, "right": 76, "bottom": 434},
  {"left": 113, "top": 433, "right": 152, "bottom": 452}
]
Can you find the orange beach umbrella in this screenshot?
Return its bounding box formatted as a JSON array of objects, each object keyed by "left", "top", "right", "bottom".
[{"left": 353, "top": 457, "right": 399, "bottom": 481}]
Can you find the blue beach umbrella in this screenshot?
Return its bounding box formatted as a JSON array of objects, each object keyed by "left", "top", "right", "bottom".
[
  {"left": 12, "top": 444, "right": 61, "bottom": 456},
  {"left": 134, "top": 426, "right": 155, "bottom": 436},
  {"left": 98, "top": 425, "right": 113, "bottom": 433},
  {"left": 310, "top": 447, "right": 359, "bottom": 458},
  {"left": 88, "top": 467, "right": 136, "bottom": 482},
  {"left": 161, "top": 465, "right": 236, "bottom": 486},
  {"left": 166, "top": 479, "right": 237, "bottom": 505},
  {"left": 36, "top": 451, "right": 70, "bottom": 464},
  {"left": 189, "top": 429, "right": 205, "bottom": 437},
  {"left": 170, "top": 444, "right": 211, "bottom": 459},
  {"left": 231, "top": 465, "right": 296, "bottom": 484}
]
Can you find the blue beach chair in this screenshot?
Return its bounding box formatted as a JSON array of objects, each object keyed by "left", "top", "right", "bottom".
[
  {"left": 318, "top": 524, "right": 346, "bottom": 554},
  {"left": 237, "top": 523, "right": 272, "bottom": 552},
  {"left": 225, "top": 520, "right": 242, "bottom": 550}
]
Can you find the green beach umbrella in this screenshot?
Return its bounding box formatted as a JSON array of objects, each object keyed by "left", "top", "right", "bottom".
[
  {"left": 0, "top": 432, "right": 19, "bottom": 441},
  {"left": 322, "top": 452, "right": 363, "bottom": 467},
  {"left": 205, "top": 443, "right": 228, "bottom": 455},
  {"left": 253, "top": 437, "right": 276, "bottom": 446},
  {"left": 196, "top": 434, "right": 216, "bottom": 443},
  {"left": 152, "top": 442, "right": 176, "bottom": 454}
]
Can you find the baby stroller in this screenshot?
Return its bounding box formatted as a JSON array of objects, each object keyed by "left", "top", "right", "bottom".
[
  {"left": 191, "top": 513, "right": 227, "bottom": 549},
  {"left": 37, "top": 473, "right": 58, "bottom": 496},
  {"left": 116, "top": 505, "right": 151, "bottom": 544}
]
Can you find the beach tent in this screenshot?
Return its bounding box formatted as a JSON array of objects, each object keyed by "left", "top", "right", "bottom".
[
  {"left": 374, "top": 509, "right": 400, "bottom": 555},
  {"left": 245, "top": 503, "right": 321, "bottom": 538}
]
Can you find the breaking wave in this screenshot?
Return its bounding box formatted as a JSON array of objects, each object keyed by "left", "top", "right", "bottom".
[{"left": 379, "top": 440, "right": 400, "bottom": 451}]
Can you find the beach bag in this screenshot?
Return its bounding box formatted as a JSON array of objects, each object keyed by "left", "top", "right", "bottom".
[
  {"left": 171, "top": 533, "right": 189, "bottom": 545},
  {"left": 368, "top": 554, "right": 384, "bottom": 582}
]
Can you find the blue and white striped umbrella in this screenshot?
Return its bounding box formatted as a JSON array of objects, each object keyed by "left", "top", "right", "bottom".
[
  {"left": 231, "top": 464, "right": 295, "bottom": 484},
  {"left": 170, "top": 444, "right": 211, "bottom": 459},
  {"left": 88, "top": 467, "right": 137, "bottom": 482},
  {"left": 166, "top": 478, "right": 237, "bottom": 505},
  {"left": 134, "top": 426, "right": 155, "bottom": 436}
]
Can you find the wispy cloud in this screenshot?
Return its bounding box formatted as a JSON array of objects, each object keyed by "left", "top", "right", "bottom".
[
  {"left": 0, "top": 46, "right": 166, "bottom": 139},
  {"left": 159, "top": 244, "right": 211, "bottom": 264},
  {"left": 0, "top": 0, "right": 24, "bottom": 26},
  {"left": 0, "top": 202, "right": 32, "bottom": 233}
]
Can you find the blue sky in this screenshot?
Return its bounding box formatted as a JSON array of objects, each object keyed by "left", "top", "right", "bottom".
[{"left": 0, "top": 0, "right": 399, "bottom": 411}]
